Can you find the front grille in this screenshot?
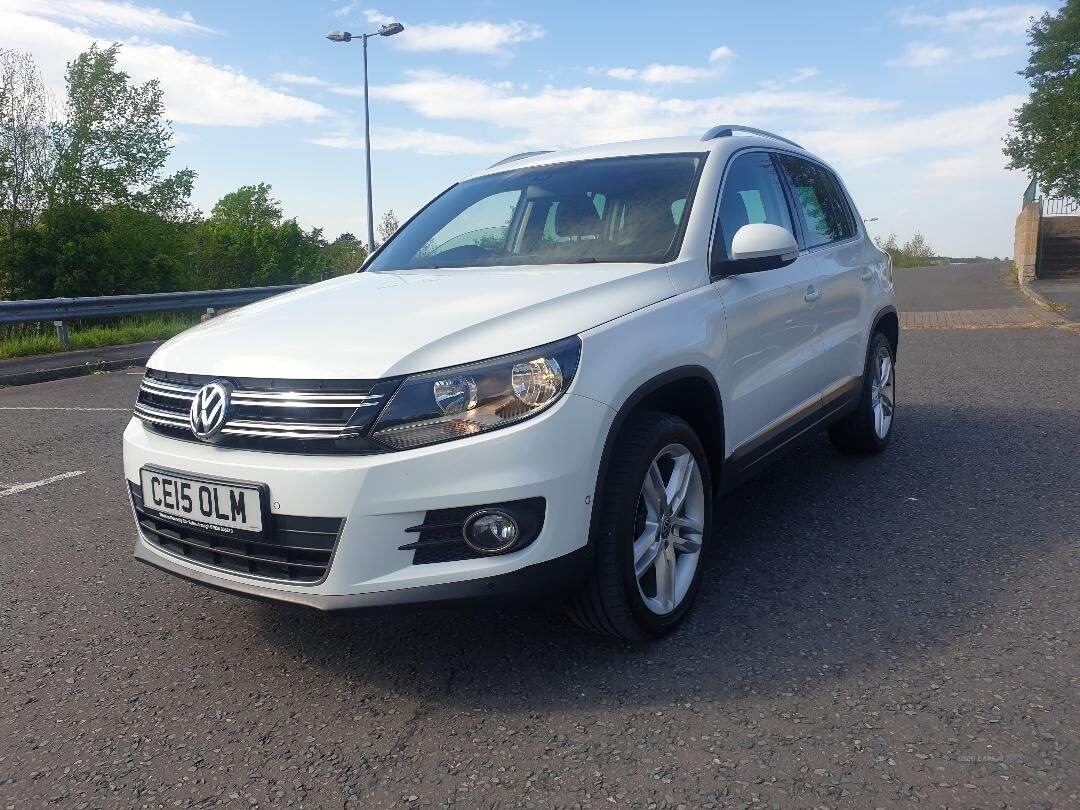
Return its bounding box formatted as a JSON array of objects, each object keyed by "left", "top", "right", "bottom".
[
  {"left": 134, "top": 369, "right": 401, "bottom": 454},
  {"left": 131, "top": 483, "right": 344, "bottom": 584}
]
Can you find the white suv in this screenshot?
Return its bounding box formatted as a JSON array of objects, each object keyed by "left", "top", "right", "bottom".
[{"left": 123, "top": 125, "right": 897, "bottom": 640}]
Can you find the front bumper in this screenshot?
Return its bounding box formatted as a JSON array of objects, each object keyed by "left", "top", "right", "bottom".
[
  {"left": 123, "top": 392, "right": 614, "bottom": 609},
  {"left": 134, "top": 541, "right": 593, "bottom": 611}
]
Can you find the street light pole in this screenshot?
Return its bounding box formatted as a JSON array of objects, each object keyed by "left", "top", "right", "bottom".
[
  {"left": 327, "top": 22, "right": 405, "bottom": 256},
  {"left": 362, "top": 33, "right": 374, "bottom": 254}
]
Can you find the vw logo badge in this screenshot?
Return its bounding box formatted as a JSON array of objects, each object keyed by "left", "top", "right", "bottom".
[{"left": 189, "top": 381, "right": 231, "bottom": 441}]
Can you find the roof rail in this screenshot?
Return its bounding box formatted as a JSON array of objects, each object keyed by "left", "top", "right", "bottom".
[
  {"left": 487, "top": 150, "right": 553, "bottom": 169},
  {"left": 701, "top": 125, "right": 801, "bottom": 149}
]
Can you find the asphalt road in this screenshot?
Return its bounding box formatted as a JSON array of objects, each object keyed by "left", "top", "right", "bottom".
[
  {"left": 893, "top": 261, "right": 1025, "bottom": 312},
  {"left": 3, "top": 316, "right": 1079, "bottom": 807}
]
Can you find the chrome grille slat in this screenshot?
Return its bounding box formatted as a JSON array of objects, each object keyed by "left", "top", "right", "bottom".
[
  {"left": 228, "top": 401, "right": 375, "bottom": 412},
  {"left": 134, "top": 403, "right": 190, "bottom": 428},
  {"left": 142, "top": 379, "right": 199, "bottom": 396},
  {"left": 231, "top": 390, "right": 381, "bottom": 402},
  {"left": 224, "top": 419, "right": 343, "bottom": 435},
  {"left": 141, "top": 387, "right": 194, "bottom": 402}
]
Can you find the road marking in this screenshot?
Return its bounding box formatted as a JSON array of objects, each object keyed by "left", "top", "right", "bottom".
[
  {"left": 0, "top": 406, "right": 129, "bottom": 411},
  {"left": 0, "top": 471, "right": 85, "bottom": 497}
]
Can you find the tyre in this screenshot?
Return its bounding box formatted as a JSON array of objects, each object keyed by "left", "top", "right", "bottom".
[
  {"left": 567, "top": 412, "right": 712, "bottom": 640},
  {"left": 828, "top": 331, "right": 896, "bottom": 454}
]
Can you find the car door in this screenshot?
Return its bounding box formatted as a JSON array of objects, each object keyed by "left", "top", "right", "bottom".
[
  {"left": 774, "top": 154, "right": 868, "bottom": 396},
  {"left": 712, "top": 150, "right": 827, "bottom": 454}
]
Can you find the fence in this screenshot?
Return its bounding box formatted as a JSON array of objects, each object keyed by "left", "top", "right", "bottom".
[
  {"left": 0, "top": 285, "right": 303, "bottom": 349},
  {"left": 1043, "top": 197, "right": 1079, "bottom": 217},
  {"left": 1021, "top": 177, "right": 1079, "bottom": 217}
]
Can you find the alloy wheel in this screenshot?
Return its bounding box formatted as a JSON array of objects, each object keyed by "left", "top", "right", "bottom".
[
  {"left": 632, "top": 443, "right": 706, "bottom": 615},
  {"left": 871, "top": 346, "right": 894, "bottom": 439}
]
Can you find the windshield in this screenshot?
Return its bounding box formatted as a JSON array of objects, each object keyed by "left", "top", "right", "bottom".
[{"left": 367, "top": 153, "right": 706, "bottom": 271}]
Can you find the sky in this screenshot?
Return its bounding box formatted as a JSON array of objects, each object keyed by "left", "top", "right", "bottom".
[{"left": 1, "top": 0, "right": 1060, "bottom": 258}]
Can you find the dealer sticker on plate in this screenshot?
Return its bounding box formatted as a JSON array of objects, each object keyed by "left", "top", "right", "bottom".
[{"left": 139, "top": 468, "right": 265, "bottom": 535}]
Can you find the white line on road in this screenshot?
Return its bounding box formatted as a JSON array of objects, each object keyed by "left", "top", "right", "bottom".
[
  {"left": 0, "top": 406, "right": 129, "bottom": 411},
  {"left": 0, "top": 471, "right": 85, "bottom": 497}
]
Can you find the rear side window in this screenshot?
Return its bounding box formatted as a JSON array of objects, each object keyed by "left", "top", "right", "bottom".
[
  {"left": 776, "top": 155, "right": 856, "bottom": 248},
  {"left": 715, "top": 152, "right": 794, "bottom": 258}
]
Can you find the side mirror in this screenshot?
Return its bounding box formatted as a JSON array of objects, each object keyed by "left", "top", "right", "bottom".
[{"left": 714, "top": 223, "right": 799, "bottom": 276}]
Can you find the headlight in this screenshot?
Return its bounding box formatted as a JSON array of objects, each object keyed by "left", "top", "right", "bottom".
[{"left": 371, "top": 336, "right": 581, "bottom": 450}]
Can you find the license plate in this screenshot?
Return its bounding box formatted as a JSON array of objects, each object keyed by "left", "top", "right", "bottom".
[{"left": 139, "top": 467, "right": 265, "bottom": 535}]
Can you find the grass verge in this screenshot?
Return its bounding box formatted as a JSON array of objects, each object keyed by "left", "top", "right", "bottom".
[{"left": 0, "top": 313, "right": 199, "bottom": 360}]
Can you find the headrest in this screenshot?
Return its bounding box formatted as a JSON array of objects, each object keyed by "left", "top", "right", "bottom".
[{"left": 554, "top": 195, "right": 601, "bottom": 238}]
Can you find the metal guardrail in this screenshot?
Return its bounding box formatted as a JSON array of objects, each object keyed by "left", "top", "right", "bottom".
[{"left": 0, "top": 285, "right": 303, "bottom": 348}]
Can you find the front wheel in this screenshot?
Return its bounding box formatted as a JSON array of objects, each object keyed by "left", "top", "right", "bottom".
[
  {"left": 828, "top": 331, "right": 896, "bottom": 454},
  {"left": 567, "top": 412, "right": 712, "bottom": 640}
]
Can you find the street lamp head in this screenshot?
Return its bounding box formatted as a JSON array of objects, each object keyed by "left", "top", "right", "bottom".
[
  {"left": 326, "top": 30, "right": 352, "bottom": 42},
  {"left": 377, "top": 22, "right": 404, "bottom": 36}
]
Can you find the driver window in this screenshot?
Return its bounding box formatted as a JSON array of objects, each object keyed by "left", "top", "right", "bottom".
[
  {"left": 422, "top": 190, "right": 521, "bottom": 258},
  {"left": 716, "top": 152, "right": 794, "bottom": 259}
]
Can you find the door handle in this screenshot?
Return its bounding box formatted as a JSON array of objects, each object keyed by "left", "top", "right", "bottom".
[
  {"left": 804, "top": 286, "right": 821, "bottom": 303},
  {"left": 860, "top": 269, "right": 874, "bottom": 281}
]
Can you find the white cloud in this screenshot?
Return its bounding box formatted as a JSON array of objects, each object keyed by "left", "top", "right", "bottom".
[
  {"left": 604, "top": 64, "right": 717, "bottom": 84},
  {"left": 789, "top": 67, "right": 820, "bottom": 83},
  {"left": 886, "top": 42, "right": 955, "bottom": 68},
  {"left": 310, "top": 128, "right": 509, "bottom": 156},
  {"left": 793, "top": 94, "right": 1025, "bottom": 169},
  {"left": 708, "top": 46, "right": 736, "bottom": 62},
  {"left": 360, "top": 8, "right": 544, "bottom": 55},
  {"left": 894, "top": 4, "right": 1045, "bottom": 35},
  {"left": 2, "top": 0, "right": 215, "bottom": 34},
  {"left": 787, "top": 93, "right": 1028, "bottom": 257},
  {"left": 887, "top": 3, "right": 1046, "bottom": 67},
  {"left": 333, "top": 1, "right": 360, "bottom": 18},
  {"left": 0, "top": 3, "right": 328, "bottom": 126},
  {"left": 275, "top": 72, "right": 332, "bottom": 87},
  {"left": 123, "top": 44, "right": 327, "bottom": 126},
  {"left": 367, "top": 70, "right": 900, "bottom": 149}
]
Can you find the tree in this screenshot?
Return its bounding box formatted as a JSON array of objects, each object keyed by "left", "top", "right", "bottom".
[
  {"left": 901, "top": 232, "right": 935, "bottom": 264},
  {"left": 874, "top": 230, "right": 937, "bottom": 268},
  {"left": 0, "top": 49, "right": 52, "bottom": 236},
  {"left": 376, "top": 209, "right": 400, "bottom": 247},
  {"left": 189, "top": 183, "right": 329, "bottom": 289},
  {"left": 323, "top": 232, "right": 367, "bottom": 277},
  {"left": 49, "top": 43, "right": 194, "bottom": 217},
  {"left": 1004, "top": 1, "right": 1080, "bottom": 198},
  {"left": 210, "top": 182, "right": 282, "bottom": 228}
]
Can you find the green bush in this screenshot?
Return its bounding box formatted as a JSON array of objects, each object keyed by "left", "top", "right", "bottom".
[
  {"left": 875, "top": 231, "right": 938, "bottom": 268},
  {"left": 0, "top": 313, "right": 198, "bottom": 359}
]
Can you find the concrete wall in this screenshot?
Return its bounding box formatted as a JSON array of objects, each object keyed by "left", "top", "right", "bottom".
[{"left": 1014, "top": 201, "right": 1041, "bottom": 282}]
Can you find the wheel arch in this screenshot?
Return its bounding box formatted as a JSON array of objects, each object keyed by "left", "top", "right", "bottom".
[
  {"left": 588, "top": 367, "right": 726, "bottom": 549},
  {"left": 872, "top": 305, "right": 899, "bottom": 360}
]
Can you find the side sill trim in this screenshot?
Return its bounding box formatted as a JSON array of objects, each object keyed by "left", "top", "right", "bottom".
[{"left": 722, "top": 375, "right": 861, "bottom": 492}]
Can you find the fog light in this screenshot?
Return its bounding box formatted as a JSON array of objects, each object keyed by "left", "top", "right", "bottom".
[{"left": 463, "top": 509, "right": 520, "bottom": 554}]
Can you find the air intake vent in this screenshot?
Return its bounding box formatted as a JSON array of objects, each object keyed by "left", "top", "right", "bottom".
[{"left": 130, "top": 483, "right": 344, "bottom": 584}]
